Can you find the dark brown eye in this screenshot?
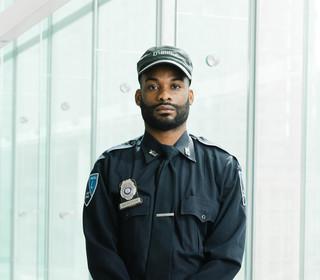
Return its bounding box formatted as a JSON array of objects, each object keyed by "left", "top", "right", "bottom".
[
  {"left": 171, "top": 84, "right": 181, "bottom": 90},
  {"left": 147, "top": 84, "right": 158, "bottom": 91}
]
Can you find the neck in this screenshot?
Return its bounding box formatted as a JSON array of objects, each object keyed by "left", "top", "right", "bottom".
[{"left": 145, "top": 123, "right": 187, "bottom": 146}]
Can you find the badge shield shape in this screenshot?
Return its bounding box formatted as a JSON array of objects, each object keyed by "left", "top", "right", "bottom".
[
  {"left": 84, "top": 173, "right": 99, "bottom": 206},
  {"left": 119, "top": 179, "right": 143, "bottom": 210}
]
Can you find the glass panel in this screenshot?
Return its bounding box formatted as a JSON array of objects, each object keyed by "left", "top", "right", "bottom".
[
  {"left": 253, "top": 0, "right": 304, "bottom": 279},
  {"left": 0, "top": 0, "right": 15, "bottom": 13},
  {"left": 0, "top": 42, "right": 14, "bottom": 280},
  {"left": 14, "top": 27, "right": 42, "bottom": 280},
  {"left": 0, "top": 18, "right": 49, "bottom": 279},
  {"left": 176, "top": 0, "right": 249, "bottom": 164},
  {"left": 304, "top": 0, "right": 320, "bottom": 278},
  {"left": 96, "top": 0, "right": 156, "bottom": 154},
  {"left": 176, "top": 1, "right": 249, "bottom": 279},
  {"left": 48, "top": 0, "right": 93, "bottom": 279}
]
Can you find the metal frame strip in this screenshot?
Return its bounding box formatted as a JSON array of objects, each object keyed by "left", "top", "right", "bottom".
[
  {"left": 245, "top": 0, "right": 258, "bottom": 278},
  {"left": 299, "top": 0, "right": 310, "bottom": 278}
]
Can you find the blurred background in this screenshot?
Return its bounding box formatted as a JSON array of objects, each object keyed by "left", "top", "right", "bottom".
[{"left": 0, "top": 0, "right": 319, "bottom": 279}]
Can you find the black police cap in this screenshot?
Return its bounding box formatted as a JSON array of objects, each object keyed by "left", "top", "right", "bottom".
[{"left": 137, "top": 46, "right": 193, "bottom": 80}]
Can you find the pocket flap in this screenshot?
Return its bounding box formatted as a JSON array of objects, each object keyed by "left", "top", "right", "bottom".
[{"left": 181, "top": 196, "right": 217, "bottom": 223}]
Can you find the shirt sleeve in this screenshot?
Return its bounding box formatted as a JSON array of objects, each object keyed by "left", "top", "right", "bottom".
[
  {"left": 188, "top": 156, "right": 246, "bottom": 280},
  {"left": 82, "top": 157, "right": 131, "bottom": 280}
]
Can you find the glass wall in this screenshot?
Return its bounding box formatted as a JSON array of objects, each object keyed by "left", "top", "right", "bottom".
[
  {"left": 0, "top": 42, "right": 15, "bottom": 280},
  {"left": 0, "top": 0, "right": 156, "bottom": 279},
  {"left": 96, "top": 0, "right": 155, "bottom": 153},
  {"left": 0, "top": 0, "right": 320, "bottom": 279},
  {"left": 304, "top": 0, "right": 320, "bottom": 279},
  {"left": 253, "top": 0, "right": 304, "bottom": 278}
]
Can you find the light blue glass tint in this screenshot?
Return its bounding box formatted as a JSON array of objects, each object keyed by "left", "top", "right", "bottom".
[
  {"left": 96, "top": 0, "right": 156, "bottom": 154},
  {"left": 0, "top": 42, "right": 15, "bottom": 280},
  {"left": 253, "top": 0, "right": 305, "bottom": 278},
  {"left": 48, "top": 0, "right": 93, "bottom": 279}
]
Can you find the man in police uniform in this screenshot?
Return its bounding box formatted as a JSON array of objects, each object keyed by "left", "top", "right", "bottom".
[{"left": 83, "top": 46, "right": 246, "bottom": 280}]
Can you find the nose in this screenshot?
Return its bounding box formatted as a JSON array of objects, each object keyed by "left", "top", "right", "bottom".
[{"left": 158, "top": 87, "right": 172, "bottom": 102}]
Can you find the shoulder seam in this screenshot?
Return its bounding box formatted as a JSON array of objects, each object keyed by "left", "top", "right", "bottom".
[
  {"left": 191, "top": 134, "right": 239, "bottom": 160},
  {"left": 105, "top": 135, "right": 143, "bottom": 153}
]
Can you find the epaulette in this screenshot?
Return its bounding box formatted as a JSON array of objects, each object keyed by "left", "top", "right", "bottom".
[
  {"left": 190, "top": 134, "right": 233, "bottom": 156},
  {"left": 191, "top": 135, "right": 241, "bottom": 170},
  {"left": 106, "top": 135, "right": 143, "bottom": 153},
  {"left": 190, "top": 134, "right": 216, "bottom": 146}
]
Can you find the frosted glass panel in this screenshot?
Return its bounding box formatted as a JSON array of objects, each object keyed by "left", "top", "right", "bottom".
[
  {"left": 0, "top": 1, "right": 157, "bottom": 279},
  {"left": 48, "top": 1, "right": 92, "bottom": 279},
  {"left": 14, "top": 34, "right": 41, "bottom": 280},
  {"left": 254, "top": 0, "right": 304, "bottom": 279},
  {"left": 0, "top": 43, "right": 14, "bottom": 280},
  {"left": 96, "top": 0, "right": 156, "bottom": 154},
  {"left": 176, "top": 0, "right": 249, "bottom": 165}
]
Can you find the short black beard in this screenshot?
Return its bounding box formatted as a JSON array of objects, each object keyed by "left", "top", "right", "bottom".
[{"left": 140, "top": 99, "right": 190, "bottom": 131}]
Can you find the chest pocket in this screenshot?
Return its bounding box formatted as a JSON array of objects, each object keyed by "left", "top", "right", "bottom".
[
  {"left": 120, "top": 196, "right": 150, "bottom": 219},
  {"left": 119, "top": 196, "right": 150, "bottom": 243},
  {"left": 180, "top": 195, "right": 218, "bottom": 224},
  {"left": 118, "top": 196, "right": 150, "bottom": 270}
]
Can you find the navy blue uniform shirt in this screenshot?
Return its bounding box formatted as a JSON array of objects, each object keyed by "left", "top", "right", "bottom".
[{"left": 83, "top": 131, "right": 246, "bottom": 280}]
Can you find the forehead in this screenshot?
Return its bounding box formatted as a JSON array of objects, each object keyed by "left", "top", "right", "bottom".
[{"left": 140, "top": 63, "right": 186, "bottom": 81}]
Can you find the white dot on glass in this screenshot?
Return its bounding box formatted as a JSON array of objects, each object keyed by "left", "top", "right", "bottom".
[
  {"left": 120, "top": 83, "right": 131, "bottom": 93},
  {"left": 206, "top": 55, "right": 220, "bottom": 67},
  {"left": 19, "top": 116, "right": 28, "bottom": 124},
  {"left": 61, "top": 102, "right": 70, "bottom": 111}
]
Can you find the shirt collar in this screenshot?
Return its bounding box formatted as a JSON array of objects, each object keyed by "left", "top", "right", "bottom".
[{"left": 141, "top": 131, "right": 196, "bottom": 164}]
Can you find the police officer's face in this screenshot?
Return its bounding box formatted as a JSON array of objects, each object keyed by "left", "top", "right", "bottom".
[{"left": 135, "top": 64, "right": 194, "bottom": 131}]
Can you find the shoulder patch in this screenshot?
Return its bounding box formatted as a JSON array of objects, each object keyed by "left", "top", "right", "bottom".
[
  {"left": 106, "top": 136, "right": 143, "bottom": 153},
  {"left": 84, "top": 173, "right": 99, "bottom": 207}
]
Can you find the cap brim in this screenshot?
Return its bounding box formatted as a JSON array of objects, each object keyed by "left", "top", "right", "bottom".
[{"left": 138, "top": 59, "right": 192, "bottom": 80}]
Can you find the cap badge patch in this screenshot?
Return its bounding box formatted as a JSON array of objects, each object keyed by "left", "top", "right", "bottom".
[{"left": 84, "top": 173, "right": 99, "bottom": 207}]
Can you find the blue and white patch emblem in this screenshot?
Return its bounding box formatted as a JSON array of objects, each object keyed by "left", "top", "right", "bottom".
[{"left": 84, "top": 173, "right": 99, "bottom": 207}]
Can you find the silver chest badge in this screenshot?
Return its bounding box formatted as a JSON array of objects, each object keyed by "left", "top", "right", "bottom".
[
  {"left": 120, "top": 179, "right": 137, "bottom": 200},
  {"left": 119, "top": 179, "right": 143, "bottom": 210}
]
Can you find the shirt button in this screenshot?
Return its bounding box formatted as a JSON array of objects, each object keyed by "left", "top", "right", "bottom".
[{"left": 201, "top": 214, "right": 206, "bottom": 220}]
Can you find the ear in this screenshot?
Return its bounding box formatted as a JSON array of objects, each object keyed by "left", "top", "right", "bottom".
[
  {"left": 188, "top": 89, "right": 194, "bottom": 105},
  {"left": 135, "top": 89, "right": 142, "bottom": 106}
]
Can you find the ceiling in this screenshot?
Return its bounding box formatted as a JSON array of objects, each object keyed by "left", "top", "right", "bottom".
[{"left": 0, "top": 0, "right": 70, "bottom": 49}]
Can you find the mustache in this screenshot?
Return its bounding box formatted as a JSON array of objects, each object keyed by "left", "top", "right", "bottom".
[{"left": 151, "top": 102, "right": 178, "bottom": 109}]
